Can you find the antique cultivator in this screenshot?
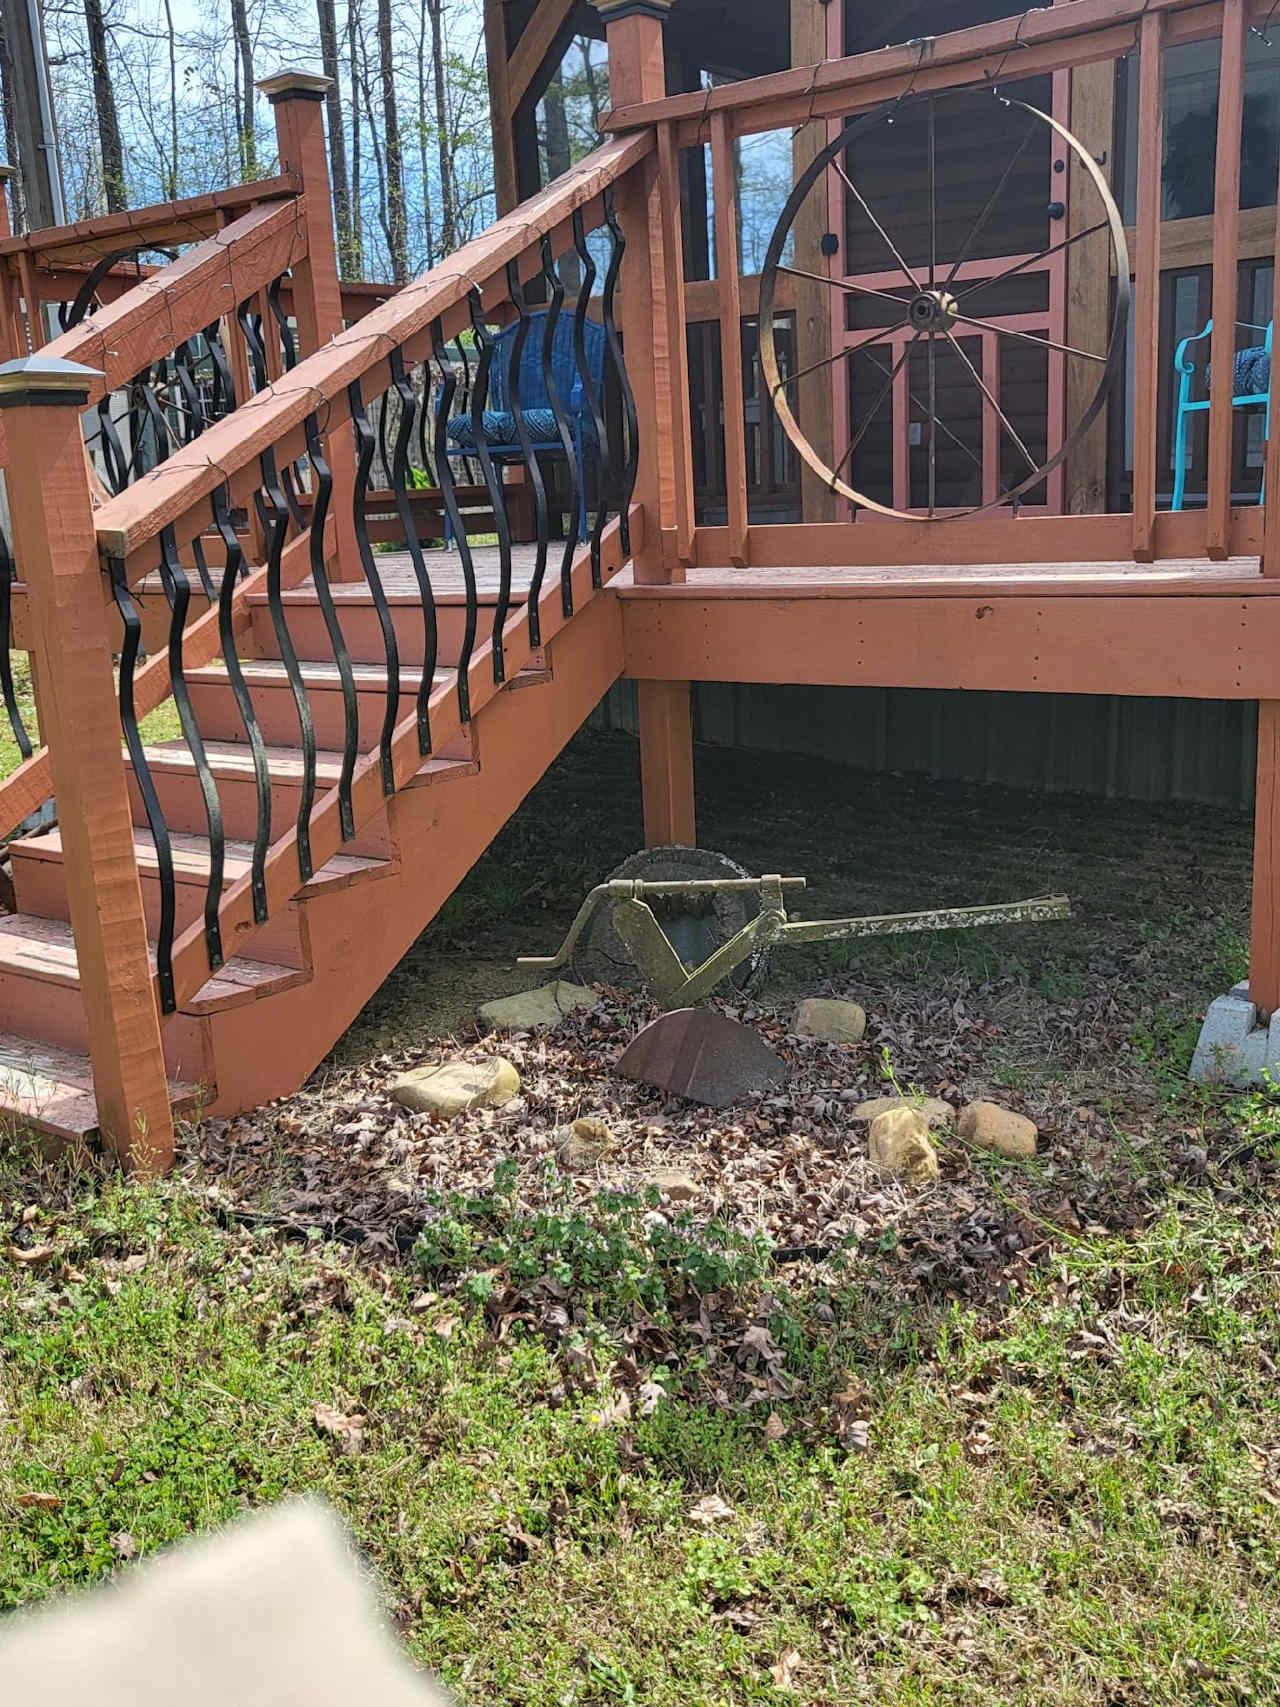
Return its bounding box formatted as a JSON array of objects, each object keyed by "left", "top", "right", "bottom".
[{"left": 520, "top": 847, "right": 1069, "bottom": 1012}]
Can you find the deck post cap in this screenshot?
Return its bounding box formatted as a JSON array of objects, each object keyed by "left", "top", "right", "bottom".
[
  {"left": 0, "top": 355, "right": 103, "bottom": 406},
  {"left": 0, "top": 163, "right": 16, "bottom": 180},
  {"left": 591, "top": 0, "right": 674, "bottom": 20},
  {"left": 256, "top": 69, "right": 333, "bottom": 104}
]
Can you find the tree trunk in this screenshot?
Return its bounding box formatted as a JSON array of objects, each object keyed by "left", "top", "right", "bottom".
[
  {"left": 415, "top": 0, "right": 434, "bottom": 267},
  {"left": 230, "top": 0, "right": 257, "bottom": 180},
  {"left": 83, "top": 0, "right": 125, "bottom": 211},
  {"left": 426, "top": 0, "right": 455, "bottom": 257},
  {"left": 317, "top": 0, "right": 355, "bottom": 276},
  {"left": 0, "top": 21, "right": 27, "bottom": 230},
  {"left": 347, "top": 0, "right": 364, "bottom": 274},
  {"left": 162, "top": 0, "right": 178, "bottom": 199},
  {"left": 377, "top": 0, "right": 408, "bottom": 282}
]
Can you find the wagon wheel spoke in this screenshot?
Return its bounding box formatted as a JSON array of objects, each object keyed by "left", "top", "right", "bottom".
[
  {"left": 954, "top": 218, "right": 1111, "bottom": 304},
  {"left": 942, "top": 117, "right": 1038, "bottom": 291},
  {"left": 776, "top": 262, "right": 911, "bottom": 309},
  {"left": 928, "top": 95, "right": 937, "bottom": 290},
  {"left": 775, "top": 316, "right": 912, "bottom": 395},
  {"left": 831, "top": 155, "right": 921, "bottom": 291},
  {"left": 942, "top": 327, "right": 1040, "bottom": 478},
  {"left": 838, "top": 331, "right": 923, "bottom": 484},
  {"left": 955, "top": 311, "right": 1109, "bottom": 364},
  {"left": 863, "top": 347, "right": 985, "bottom": 480}
]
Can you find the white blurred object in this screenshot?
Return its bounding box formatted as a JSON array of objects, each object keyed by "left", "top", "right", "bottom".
[{"left": 0, "top": 1500, "right": 453, "bottom": 1707}]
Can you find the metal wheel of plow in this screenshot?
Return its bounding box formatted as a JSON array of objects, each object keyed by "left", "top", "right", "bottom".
[{"left": 758, "top": 92, "right": 1130, "bottom": 519}]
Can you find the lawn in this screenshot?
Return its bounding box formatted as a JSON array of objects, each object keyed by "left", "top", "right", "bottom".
[{"left": 3, "top": 729, "right": 1280, "bottom": 1705}]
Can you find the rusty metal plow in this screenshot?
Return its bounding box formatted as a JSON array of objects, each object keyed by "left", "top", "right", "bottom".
[{"left": 520, "top": 875, "right": 1071, "bottom": 1011}]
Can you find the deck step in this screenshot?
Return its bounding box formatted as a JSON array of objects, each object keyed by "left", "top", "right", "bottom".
[
  {"left": 0, "top": 1033, "right": 195, "bottom": 1140},
  {"left": 243, "top": 587, "right": 527, "bottom": 670},
  {"left": 0, "top": 913, "right": 306, "bottom": 1014}
]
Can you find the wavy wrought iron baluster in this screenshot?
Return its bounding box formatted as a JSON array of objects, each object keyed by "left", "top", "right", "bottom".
[
  {"left": 431, "top": 317, "right": 477, "bottom": 725},
  {"left": 348, "top": 377, "right": 402, "bottom": 794},
  {"left": 172, "top": 340, "right": 206, "bottom": 445},
  {"left": 205, "top": 320, "right": 237, "bottom": 420},
  {"left": 212, "top": 485, "right": 271, "bottom": 922},
  {"left": 416, "top": 361, "right": 437, "bottom": 486},
  {"left": 454, "top": 336, "right": 479, "bottom": 484},
  {"left": 157, "top": 525, "right": 224, "bottom": 970},
  {"left": 539, "top": 237, "right": 578, "bottom": 621},
  {"left": 505, "top": 260, "right": 550, "bottom": 649},
  {"left": 97, "top": 397, "right": 129, "bottom": 494},
  {"left": 572, "top": 210, "right": 608, "bottom": 589},
  {"left": 389, "top": 348, "right": 437, "bottom": 754},
  {"left": 0, "top": 520, "right": 33, "bottom": 764},
  {"left": 110, "top": 553, "right": 176, "bottom": 1012},
  {"left": 378, "top": 382, "right": 396, "bottom": 485},
  {"left": 602, "top": 187, "right": 639, "bottom": 557},
  {"left": 237, "top": 299, "right": 269, "bottom": 392},
  {"left": 259, "top": 450, "right": 316, "bottom": 880},
  {"left": 267, "top": 275, "right": 298, "bottom": 369},
  {"left": 467, "top": 290, "right": 512, "bottom": 684},
  {"left": 303, "top": 411, "right": 359, "bottom": 839}
]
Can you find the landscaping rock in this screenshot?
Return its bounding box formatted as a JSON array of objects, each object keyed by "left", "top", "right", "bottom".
[
  {"left": 389, "top": 1057, "right": 520, "bottom": 1117},
  {"left": 852, "top": 1093, "right": 955, "bottom": 1128},
  {"left": 642, "top": 1168, "right": 700, "bottom": 1202},
  {"left": 792, "top": 997, "right": 867, "bottom": 1044},
  {"left": 957, "top": 1100, "right": 1038, "bottom": 1158},
  {"left": 478, "top": 981, "right": 598, "bottom": 1031},
  {"left": 556, "top": 1116, "right": 615, "bottom": 1167},
  {"left": 867, "top": 1105, "right": 939, "bottom": 1186}
]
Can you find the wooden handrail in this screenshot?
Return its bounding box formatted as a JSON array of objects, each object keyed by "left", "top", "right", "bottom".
[
  {"left": 601, "top": 0, "right": 1266, "bottom": 144},
  {"left": 94, "top": 130, "right": 653, "bottom": 571},
  {"left": 34, "top": 198, "right": 308, "bottom": 405}
]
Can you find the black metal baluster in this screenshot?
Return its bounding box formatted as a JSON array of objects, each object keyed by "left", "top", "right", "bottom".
[
  {"left": 258, "top": 450, "right": 316, "bottom": 880},
  {"left": 205, "top": 320, "right": 237, "bottom": 420},
  {"left": 505, "top": 260, "right": 550, "bottom": 649},
  {"left": 416, "top": 360, "right": 437, "bottom": 487},
  {"left": 303, "top": 411, "right": 359, "bottom": 839},
  {"left": 237, "top": 300, "right": 269, "bottom": 392},
  {"left": 571, "top": 211, "right": 608, "bottom": 589},
  {"left": 98, "top": 397, "right": 129, "bottom": 494},
  {"left": 467, "top": 289, "right": 512, "bottom": 684},
  {"left": 540, "top": 236, "right": 578, "bottom": 621},
  {"left": 389, "top": 348, "right": 437, "bottom": 753},
  {"left": 264, "top": 279, "right": 309, "bottom": 525},
  {"left": 602, "top": 187, "right": 639, "bottom": 558},
  {"left": 349, "top": 376, "right": 401, "bottom": 793},
  {"left": 212, "top": 485, "right": 271, "bottom": 922},
  {"left": 110, "top": 554, "right": 176, "bottom": 1013},
  {"left": 431, "top": 318, "right": 477, "bottom": 725},
  {"left": 267, "top": 275, "right": 298, "bottom": 369},
  {"left": 378, "top": 382, "right": 396, "bottom": 486},
  {"left": 0, "top": 520, "right": 33, "bottom": 766},
  {"left": 157, "top": 525, "right": 224, "bottom": 970}
]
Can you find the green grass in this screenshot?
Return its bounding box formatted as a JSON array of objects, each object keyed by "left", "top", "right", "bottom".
[
  {"left": 3, "top": 1145, "right": 1279, "bottom": 1704},
  {"left": 0, "top": 653, "right": 181, "bottom": 781}
]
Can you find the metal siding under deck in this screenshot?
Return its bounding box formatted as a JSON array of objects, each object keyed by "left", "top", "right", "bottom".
[{"left": 594, "top": 682, "right": 1260, "bottom": 810}]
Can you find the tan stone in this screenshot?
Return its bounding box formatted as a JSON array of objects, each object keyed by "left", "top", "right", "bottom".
[
  {"left": 389, "top": 1057, "right": 520, "bottom": 1117},
  {"left": 792, "top": 997, "right": 867, "bottom": 1044},
  {"left": 957, "top": 1100, "right": 1038, "bottom": 1159},
  {"left": 642, "top": 1168, "right": 700, "bottom": 1201},
  {"left": 852, "top": 1093, "right": 955, "bottom": 1129},
  {"left": 478, "top": 981, "right": 598, "bottom": 1031},
  {"left": 556, "top": 1117, "right": 615, "bottom": 1167},
  {"left": 867, "top": 1106, "right": 939, "bottom": 1186}
]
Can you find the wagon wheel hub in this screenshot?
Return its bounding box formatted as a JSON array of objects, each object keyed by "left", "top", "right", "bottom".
[{"left": 908, "top": 288, "right": 958, "bottom": 332}]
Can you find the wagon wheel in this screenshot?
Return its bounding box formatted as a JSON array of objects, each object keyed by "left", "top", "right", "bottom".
[
  {"left": 570, "top": 845, "right": 772, "bottom": 996},
  {"left": 758, "top": 93, "right": 1130, "bottom": 519}
]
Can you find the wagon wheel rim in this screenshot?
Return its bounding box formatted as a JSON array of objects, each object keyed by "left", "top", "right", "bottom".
[{"left": 758, "top": 95, "right": 1130, "bottom": 521}]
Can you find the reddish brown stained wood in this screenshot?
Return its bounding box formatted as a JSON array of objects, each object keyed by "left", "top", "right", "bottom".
[
  {"left": 3, "top": 380, "right": 174, "bottom": 1169},
  {"left": 637, "top": 679, "right": 696, "bottom": 847},
  {"left": 1131, "top": 9, "right": 1165, "bottom": 562},
  {"left": 710, "top": 110, "right": 749, "bottom": 568},
  {"left": 1265, "top": 184, "right": 1280, "bottom": 575},
  {"left": 93, "top": 133, "right": 653, "bottom": 565},
  {"left": 35, "top": 199, "right": 307, "bottom": 404},
  {"left": 1252, "top": 701, "right": 1280, "bottom": 1010},
  {"left": 484, "top": 0, "right": 520, "bottom": 217},
  {"left": 1206, "top": 0, "right": 1247, "bottom": 560},
  {"left": 508, "top": 0, "right": 575, "bottom": 107},
  {"left": 655, "top": 121, "right": 695, "bottom": 566}
]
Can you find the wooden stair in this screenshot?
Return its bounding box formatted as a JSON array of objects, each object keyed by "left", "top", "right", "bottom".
[{"left": 0, "top": 542, "right": 627, "bottom": 1141}]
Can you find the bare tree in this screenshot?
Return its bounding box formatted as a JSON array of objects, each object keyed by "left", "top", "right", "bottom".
[
  {"left": 377, "top": 0, "right": 407, "bottom": 281},
  {"left": 426, "top": 0, "right": 455, "bottom": 256},
  {"left": 83, "top": 0, "right": 125, "bottom": 209},
  {"left": 229, "top": 0, "right": 256, "bottom": 178},
  {"left": 347, "top": 0, "right": 363, "bottom": 274},
  {"left": 317, "top": 0, "right": 355, "bottom": 275}
]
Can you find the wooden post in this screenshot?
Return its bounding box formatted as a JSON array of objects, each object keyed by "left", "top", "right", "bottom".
[
  {"left": 1064, "top": 61, "right": 1114, "bottom": 515},
  {"left": 1252, "top": 701, "right": 1280, "bottom": 1014},
  {"left": 484, "top": 0, "right": 520, "bottom": 217},
  {"left": 258, "top": 70, "right": 362, "bottom": 581},
  {"left": 1205, "top": 0, "right": 1246, "bottom": 561},
  {"left": 594, "top": 0, "right": 697, "bottom": 845},
  {"left": 790, "top": 0, "right": 835, "bottom": 524},
  {"left": 710, "top": 109, "right": 749, "bottom": 567},
  {"left": 1130, "top": 9, "right": 1163, "bottom": 562},
  {"left": 0, "top": 355, "right": 174, "bottom": 1168}
]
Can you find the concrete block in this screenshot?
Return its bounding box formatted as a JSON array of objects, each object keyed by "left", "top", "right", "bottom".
[{"left": 1190, "top": 983, "right": 1279, "bottom": 1085}]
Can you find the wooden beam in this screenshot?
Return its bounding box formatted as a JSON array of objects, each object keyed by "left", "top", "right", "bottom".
[
  {"left": 710, "top": 110, "right": 748, "bottom": 566},
  {"left": 1264, "top": 177, "right": 1280, "bottom": 576},
  {"left": 485, "top": 0, "right": 520, "bottom": 216},
  {"left": 0, "top": 356, "right": 173, "bottom": 1168},
  {"left": 637, "top": 680, "right": 696, "bottom": 846},
  {"left": 508, "top": 0, "right": 577, "bottom": 109},
  {"left": 789, "top": 0, "right": 836, "bottom": 525},
  {"left": 1130, "top": 9, "right": 1164, "bottom": 562},
  {"left": 1064, "top": 60, "right": 1115, "bottom": 515},
  {"left": 1120, "top": 203, "right": 1277, "bottom": 270},
  {"left": 1252, "top": 701, "right": 1280, "bottom": 1011}
]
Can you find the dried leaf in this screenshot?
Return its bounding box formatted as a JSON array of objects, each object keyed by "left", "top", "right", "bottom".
[
  {"left": 689, "top": 1493, "right": 736, "bottom": 1526},
  {"left": 764, "top": 1411, "right": 788, "bottom": 1443},
  {"left": 18, "top": 1492, "right": 62, "bottom": 1510},
  {"left": 7, "top": 1244, "right": 54, "bottom": 1266},
  {"left": 314, "top": 1402, "right": 366, "bottom": 1456},
  {"left": 111, "top": 1531, "right": 137, "bottom": 1560},
  {"left": 770, "top": 1648, "right": 802, "bottom": 1691}
]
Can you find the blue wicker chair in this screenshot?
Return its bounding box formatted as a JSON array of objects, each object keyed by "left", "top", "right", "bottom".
[
  {"left": 1171, "top": 317, "right": 1272, "bottom": 510},
  {"left": 444, "top": 313, "right": 606, "bottom": 543}
]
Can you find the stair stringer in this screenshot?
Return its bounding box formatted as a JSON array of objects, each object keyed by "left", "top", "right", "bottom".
[{"left": 190, "top": 591, "right": 626, "bottom": 1116}]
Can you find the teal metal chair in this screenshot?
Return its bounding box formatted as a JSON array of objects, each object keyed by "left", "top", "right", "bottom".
[{"left": 1171, "top": 317, "right": 1272, "bottom": 510}]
